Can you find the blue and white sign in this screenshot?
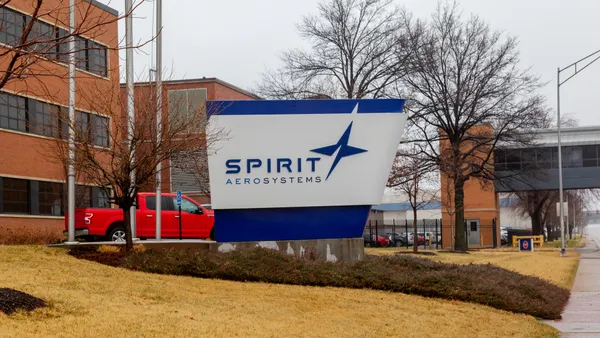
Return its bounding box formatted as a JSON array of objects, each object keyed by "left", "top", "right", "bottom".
[
  {"left": 176, "top": 190, "right": 182, "bottom": 207},
  {"left": 207, "top": 99, "right": 406, "bottom": 242},
  {"left": 519, "top": 238, "right": 533, "bottom": 252}
]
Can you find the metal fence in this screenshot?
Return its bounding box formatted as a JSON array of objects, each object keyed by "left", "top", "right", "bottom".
[
  {"left": 365, "top": 219, "right": 500, "bottom": 249},
  {"left": 363, "top": 219, "right": 443, "bottom": 249}
]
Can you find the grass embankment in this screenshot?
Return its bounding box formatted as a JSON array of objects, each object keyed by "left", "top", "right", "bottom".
[
  {"left": 70, "top": 246, "right": 570, "bottom": 319},
  {"left": 366, "top": 249, "right": 580, "bottom": 290},
  {"left": 0, "top": 246, "right": 557, "bottom": 338}
]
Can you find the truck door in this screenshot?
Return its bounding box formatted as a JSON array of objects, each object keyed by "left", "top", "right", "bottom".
[
  {"left": 142, "top": 195, "right": 178, "bottom": 238},
  {"left": 172, "top": 196, "right": 210, "bottom": 239}
]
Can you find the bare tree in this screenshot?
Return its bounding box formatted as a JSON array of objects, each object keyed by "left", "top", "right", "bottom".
[
  {"left": 399, "top": 2, "right": 549, "bottom": 250},
  {"left": 512, "top": 189, "right": 598, "bottom": 241},
  {"left": 511, "top": 190, "right": 556, "bottom": 237},
  {"left": 256, "top": 0, "right": 410, "bottom": 99},
  {"left": 387, "top": 147, "right": 437, "bottom": 253},
  {"left": 47, "top": 81, "right": 224, "bottom": 251}
]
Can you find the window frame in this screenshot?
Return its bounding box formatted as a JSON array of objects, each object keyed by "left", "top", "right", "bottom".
[
  {"left": 2, "top": 177, "right": 30, "bottom": 214},
  {"left": 38, "top": 181, "right": 64, "bottom": 216}
]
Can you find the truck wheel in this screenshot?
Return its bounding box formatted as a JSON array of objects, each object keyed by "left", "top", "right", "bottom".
[
  {"left": 209, "top": 228, "right": 215, "bottom": 241},
  {"left": 108, "top": 226, "right": 126, "bottom": 242}
]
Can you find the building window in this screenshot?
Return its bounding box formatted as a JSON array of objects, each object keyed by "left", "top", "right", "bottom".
[
  {"left": 75, "top": 185, "right": 92, "bottom": 209},
  {"left": 93, "top": 115, "right": 109, "bottom": 147},
  {"left": 583, "top": 145, "right": 598, "bottom": 168},
  {"left": 88, "top": 41, "right": 107, "bottom": 77},
  {"left": 0, "top": 7, "right": 25, "bottom": 46},
  {"left": 3, "top": 178, "right": 29, "bottom": 214},
  {"left": 31, "top": 101, "right": 60, "bottom": 137},
  {"left": 56, "top": 28, "right": 69, "bottom": 62},
  {"left": 536, "top": 148, "right": 553, "bottom": 169},
  {"left": 0, "top": 90, "right": 108, "bottom": 145},
  {"left": 0, "top": 93, "right": 27, "bottom": 132},
  {"left": 505, "top": 150, "right": 521, "bottom": 171},
  {"left": 563, "top": 147, "right": 583, "bottom": 168},
  {"left": 168, "top": 88, "right": 207, "bottom": 125},
  {"left": 76, "top": 111, "right": 90, "bottom": 142},
  {"left": 74, "top": 36, "right": 87, "bottom": 70},
  {"left": 39, "top": 181, "right": 64, "bottom": 216},
  {"left": 93, "top": 187, "right": 111, "bottom": 208},
  {"left": 0, "top": 7, "right": 107, "bottom": 77},
  {"left": 30, "top": 19, "right": 56, "bottom": 57}
]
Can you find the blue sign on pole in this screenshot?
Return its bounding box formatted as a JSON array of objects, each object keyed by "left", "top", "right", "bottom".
[{"left": 176, "top": 190, "right": 182, "bottom": 207}]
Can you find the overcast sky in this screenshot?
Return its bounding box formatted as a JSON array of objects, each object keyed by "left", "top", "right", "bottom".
[{"left": 100, "top": 0, "right": 600, "bottom": 127}]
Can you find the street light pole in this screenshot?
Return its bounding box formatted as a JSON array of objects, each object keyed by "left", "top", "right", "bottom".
[
  {"left": 556, "top": 48, "right": 600, "bottom": 256},
  {"left": 557, "top": 67, "right": 565, "bottom": 256}
]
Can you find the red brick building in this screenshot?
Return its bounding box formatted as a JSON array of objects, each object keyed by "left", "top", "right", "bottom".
[
  {"left": 0, "top": 0, "right": 120, "bottom": 240},
  {"left": 121, "top": 78, "right": 259, "bottom": 204}
]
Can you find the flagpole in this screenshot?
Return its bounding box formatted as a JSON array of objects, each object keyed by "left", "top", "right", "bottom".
[
  {"left": 125, "top": 0, "right": 137, "bottom": 240},
  {"left": 66, "top": 0, "right": 76, "bottom": 244},
  {"left": 155, "top": 0, "right": 163, "bottom": 240}
]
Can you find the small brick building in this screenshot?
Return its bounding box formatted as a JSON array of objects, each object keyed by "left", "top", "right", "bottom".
[{"left": 120, "top": 78, "right": 259, "bottom": 205}]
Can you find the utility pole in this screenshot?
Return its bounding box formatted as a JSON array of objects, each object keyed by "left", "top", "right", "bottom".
[
  {"left": 125, "top": 0, "right": 137, "bottom": 241},
  {"left": 155, "top": 0, "right": 163, "bottom": 240},
  {"left": 556, "top": 48, "right": 600, "bottom": 256},
  {"left": 556, "top": 67, "right": 565, "bottom": 256},
  {"left": 66, "top": 0, "right": 77, "bottom": 244}
]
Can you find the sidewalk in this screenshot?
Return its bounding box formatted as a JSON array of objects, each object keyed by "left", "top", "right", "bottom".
[{"left": 544, "top": 230, "right": 600, "bottom": 338}]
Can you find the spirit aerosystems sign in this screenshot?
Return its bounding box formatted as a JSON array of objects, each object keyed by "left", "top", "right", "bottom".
[{"left": 207, "top": 99, "right": 406, "bottom": 242}]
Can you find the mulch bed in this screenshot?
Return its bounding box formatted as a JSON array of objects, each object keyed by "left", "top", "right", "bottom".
[
  {"left": 69, "top": 247, "right": 125, "bottom": 267},
  {"left": 394, "top": 251, "right": 437, "bottom": 256},
  {"left": 0, "top": 288, "right": 46, "bottom": 315},
  {"left": 437, "top": 250, "right": 471, "bottom": 254}
]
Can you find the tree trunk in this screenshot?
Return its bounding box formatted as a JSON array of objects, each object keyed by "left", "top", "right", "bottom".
[
  {"left": 413, "top": 208, "right": 418, "bottom": 254},
  {"left": 122, "top": 207, "right": 134, "bottom": 252},
  {"left": 531, "top": 209, "right": 543, "bottom": 236},
  {"left": 454, "top": 179, "right": 467, "bottom": 251}
]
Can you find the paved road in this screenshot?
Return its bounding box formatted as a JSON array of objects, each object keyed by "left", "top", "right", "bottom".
[{"left": 545, "top": 224, "right": 600, "bottom": 337}]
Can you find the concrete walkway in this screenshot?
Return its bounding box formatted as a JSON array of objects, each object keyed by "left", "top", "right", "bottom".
[{"left": 545, "top": 224, "right": 600, "bottom": 337}]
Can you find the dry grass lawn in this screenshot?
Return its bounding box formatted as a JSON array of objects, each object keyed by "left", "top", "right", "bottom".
[
  {"left": 365, "top": 248, "right": 579, "bottom": 289},
  {"left": 0, "top": 246, "right": 558, "bottom": 338}
]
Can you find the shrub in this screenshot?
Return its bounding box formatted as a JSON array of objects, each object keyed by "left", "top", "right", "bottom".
[
  {"left": 0, "top": 226, "right": 63, "bottom": 245},
  {"left": 75, "top": 248, "right": 569, "bottom": 319}
]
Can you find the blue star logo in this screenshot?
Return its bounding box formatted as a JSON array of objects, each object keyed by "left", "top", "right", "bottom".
[{"left": 311, "top": 107, "right": 367, "bottom": 180}]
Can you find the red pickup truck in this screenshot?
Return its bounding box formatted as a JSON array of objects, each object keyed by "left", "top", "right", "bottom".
[{"left": 65, "top": 192, "right": 214, "bottom": 241}]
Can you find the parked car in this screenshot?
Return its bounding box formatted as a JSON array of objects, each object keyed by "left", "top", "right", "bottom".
[
  {"left": 395, "top": 232, "right": 425, "bottom": 246},
  {"left": 383, "top": 232, "right": 406, "bottom": 247},
  {"left": 64, "top": 192, "right": 214, "bottom": 241},
  {"left": 412, "top": 233, "right": 426, "bottom": 245},
  {"left": 363, "top": 233, "right": 390, "bottom": 247}
]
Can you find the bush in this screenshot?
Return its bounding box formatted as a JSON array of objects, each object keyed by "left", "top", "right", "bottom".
[
  {"left": 0, "top": 226, "right": 63, "bottom": 245},
  {"left": 105, "top": 248, "right": 571, "bottom": 319}
]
